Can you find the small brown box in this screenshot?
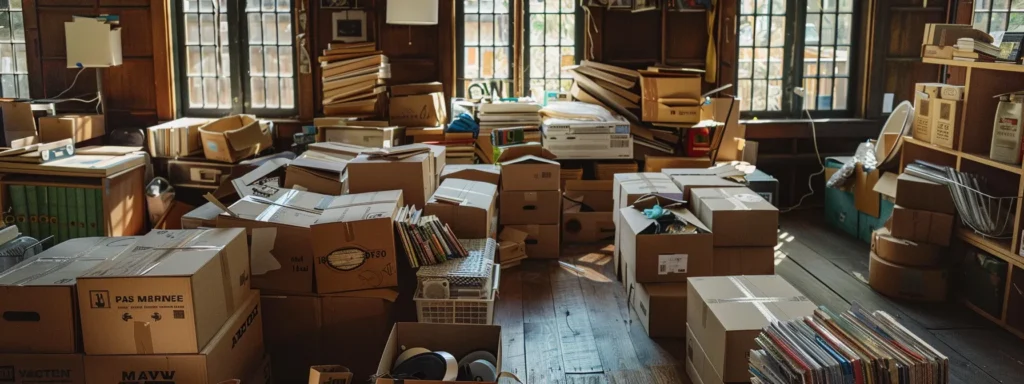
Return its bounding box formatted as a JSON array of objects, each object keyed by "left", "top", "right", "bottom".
[
  {"left": 690, "top": 187, "right": 779, "bottom": 247},
  {"left": 38, "top": 114, "right": 104, "bottom": 144},
  {"left": 347, "top": 151, "right": 434, "bottom": 208},
  {"left": 885, "top": 206, "right": 954, "bottom": 246},
  {"left": 631, "top": 282, "right": 687, "bottom": 338},
  {"left": 389, "top": 82, "right": 447, "bottom": 127},
  {"left": 425, "top": 178, "right": 497, "bottom": 239},
  {"left": 504, "top": 224, "right": 560, "bottom": 259},
  {"left": 285, "top": 151, "right": 349, "bottom": 195},
  {"left": 497, "top": 146, "right": 561, "bottom": 191},
  {"left": 311, "top": 190, "right": 403, "bottom": 293}
]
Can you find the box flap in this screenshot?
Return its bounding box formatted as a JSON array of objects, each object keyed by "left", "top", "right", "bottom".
[
  {"left": 307, "top": 142, "right": 369, "bottom": 160},
  {"left": 873, "top": 172, "right": 897, "bottom": 199},
  {"left": 391, "top": 82, "right": 444, "bottom": 96},
  {"left": 854, "top": 164, "right": 881, "bottom": 217},
  {"left": 502, "top": 154, "right": 560, "bottom": 166},
  {"left": 620, "top": 203, "right": 708, "bottom": 236},
  {"left": 690, "top": 187, "right": 776, "bottom": 212},
  {"left": 429, "top": 178, "right": 496, "bottom": 209},
  {"left": 495, "top": 144, "right": 557, "bottom": 163},
  {"left": 315, "top": 190, "right": 403, "bottom": 224},
  {"left": 441, "top": 164, "right": 501, "bottom": 178},
  {"left": 0, "top": 237, "right": 139, "bottom": 286},
  {"left": 292, "top": 151, "right": 348, "bottom": 174},
  {"left": 498, "top": 227, "right": 530, "bottom": 243}
]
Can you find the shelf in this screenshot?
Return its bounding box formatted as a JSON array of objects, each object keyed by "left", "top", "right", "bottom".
[
  {"left": 922, "top": 57, "right": 1024, "bottom": 73},
  {"left": 957, "top": 228, "right": 1024, "bottom": 269},
  {"left": 902, "top": 137, "right": 1024, "bottom": 175},
  {"left": 902, "top": 137, "right": 958, "bottom": 157}
]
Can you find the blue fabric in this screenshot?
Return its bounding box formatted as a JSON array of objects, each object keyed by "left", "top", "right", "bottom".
[{"left": 447, "top": 113, "right": 480, "bottom": 137}]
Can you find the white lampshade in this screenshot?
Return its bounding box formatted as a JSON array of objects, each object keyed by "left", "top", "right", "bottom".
[{"left": 386, "top": 0, "right": 439, "bottom": 25}]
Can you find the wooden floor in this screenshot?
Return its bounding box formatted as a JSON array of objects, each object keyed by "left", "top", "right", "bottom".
[{"left": 495, "top": 210, "right": 1024, "bottom": 384}]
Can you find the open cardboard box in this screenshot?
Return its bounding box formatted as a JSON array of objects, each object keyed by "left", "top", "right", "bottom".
[
  {"left": 495, "top": 145, "right": 560, "bottom": 191},
  {"left": 375, "top": 323, "right": 502, "bottom": 384}
]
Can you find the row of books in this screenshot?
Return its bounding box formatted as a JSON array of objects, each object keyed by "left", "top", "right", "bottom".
[
  {"left": 320, "top": 41, "right": 391, "bottom": 117},
  {"left": 749, "top": 305, "right": 948, "bottom": 384},
  {"left": 393, "top": 204, "right": 468, "bottom": 268},
  {"left": 4, "top": 184, "right": 106, "bottom": 247}
]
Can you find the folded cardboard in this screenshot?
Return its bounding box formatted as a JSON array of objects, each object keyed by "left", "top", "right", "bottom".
[
  {"left": 425, "top": 178, "right": 497, "bottom": 239},
  {"left": 0, "top": 353, "right": 86, "bottom": 384},
  {"left": 618, "top": 196, "right": 713, "bottom": 283},
  {"left": 309, "top": 365, "right": 353, "bottom": 384},
  {"left": 261, "top": 289, "right": 397, "bottom": 383},
  {"left": 504, "top": 224, "right": 560, "bottom": 259},
  {"left": 375, "top": 323, "right": 501, "bottom": 384},
  {"left": 873, "top": 172, "right": 956, "bottom": 215},
  {"left": 199, "top": 115, "right": 273, "bottom": 163},
  {"left": 0, "top": 237, "right": 138, "bottom": 353},
  {"left": 84, "top": 291, "right": 265, "bottom": 384},
  {"left": 389, "top": 82, "right": 447, "bottom": 127},
  {"left": 871, "top": 227, "right": 945, "bottom": 267},
  {"left": 427, "top": 144, "right": 446, "bottom": 178},
  {"left": 670, "top": 175, "right": 744, "bottom": 202},
  {"left": 183, "top": 202, "right": 225, "bottom": 229},
  {"left": 311, "top": 190, "right": 403, "bottom": 293},
  {"left": 306, "top": 142, "right": 369, "bottom": 160},
  {"left": 712, "top": 247, "right": 775, "bottom": 276},
  {"left": 38, "top": 114, "right": 104, "bottom": 144},
  {"left": 686, "top": 275, "right": 817, "bottom": 383},
  {"left": 285, "top": 150, "right": 349, "bottom": 195},
  {"left": 322, "top": 126, "right": 403, "bottom": 148},
  {"left": 497, "top": 227, "right": 528, "bottom": 263},
  {"left": 148, "top": 118, "right": 209, "bottom": 158},
  {"left": 440, "top": 164, "right": 501, "bottom": 186},
  {"left": 496, "top": 145, "right": 560, "bottom": 191},
  {"left": 643, "top": 156, "right": 711, "bottom": 172},
  {"left": 639, "top": 70, "right": 703, "bottom": 123},
  {"left": 499, "top": 190, "right": 561, "bottom": 225},
  {"left": 348, "top": 151, "right": 434, "bottom": 207},
  {"left": 930, "top": 98, "right": 961, "bottom": 149},
  {"left": 868, "top": 251, "right": 948, "bottom": 302},
  {"left": 76, "top": 228, "right": 251, "bottom": 355},
  {"left": 885, "top": 205, "right": 954, "bottom": 246},
  {"left": 690, "top": 187, "right": 779, "bottom": 247},
  {"left": 562, "top": 211, "right": 615, "bottom": 243},
  {"left": 631, "top": 282, "right": 686, "bottom": 338}
]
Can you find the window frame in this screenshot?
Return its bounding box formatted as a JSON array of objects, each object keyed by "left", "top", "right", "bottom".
[
  {"left": 522, "top": 0, "right": 584, "bottom": 94},
  {"left": 455, "top": 0, "right": 517, "bottom": 98}
]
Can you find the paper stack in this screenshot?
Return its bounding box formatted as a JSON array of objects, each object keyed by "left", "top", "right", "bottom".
[
  {"left": 476, "top": 102, "right": 542, "bottom": 163},
  {"left": 567, "top": 60, "right": 641, "bottom": 121},
  {"left": 319, "top": 42, "right": 391, "bottom": 117}
]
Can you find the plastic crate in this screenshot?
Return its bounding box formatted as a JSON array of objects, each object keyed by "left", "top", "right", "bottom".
[{"left": 414, "top": 265, "right": 500, "bottom": 325}]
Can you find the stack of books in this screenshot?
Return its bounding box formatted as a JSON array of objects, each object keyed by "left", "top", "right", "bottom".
[
  {"left": 748, "top": 305, "right": 948, "bottom": 384},
  {"left": 424, "top": 131, "right": 476, "bottom": 165},
  {"left": 394, "top": 204, "right": 468, "bottom": 268},
  {"left": 476, "top": 102, "right": 542, "bottom": 163},
  {"left": 954, "top": 37, "right": 1000, "bottom": 62},
  {"left": 567, "top": 60, "right": 641, "bottom": 121},
  {"left": 320, "top": 42, "right": 391, "bottom": 116}
]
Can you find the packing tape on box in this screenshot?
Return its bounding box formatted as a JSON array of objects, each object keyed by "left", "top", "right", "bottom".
[
  {"left": 719, "top": 188, "right": 754, "bottom": 211},
  {"left": 1, "top": 237, "right": 138, "bottom": 285},
  {"left": 701, "top": 277, "right": 809, "bottom": 324},
  {"left": 622, "top": 174, "right": 658, "bottom": 192}
]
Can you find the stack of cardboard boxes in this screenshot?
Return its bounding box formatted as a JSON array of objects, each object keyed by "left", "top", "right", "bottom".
[
  {"left": 347, "top": 144, "right": 443, "bottom": 208},
  {"left": 562, "top": 180, "right": 616, "bottom": 244},
  {"left": 690, "top": 187, "right": 779, "bottom": 276},
  {"left": 611, "top": 172, "right": 682, "bottom": 277},
  {"left": 869, "top": 172, "right": 955, "bottom": 302},
  {"left": 498, "top": 146, "right": 562, "bottom": 259}
]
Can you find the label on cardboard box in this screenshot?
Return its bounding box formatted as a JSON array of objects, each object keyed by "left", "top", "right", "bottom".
[
  {"left": 658, "top": 254, "right": 688, "bottom": 275},
  {"left": 0, "top": 353, "right": 86, "bottom": 384},
  {"left": 930, "top": 98, "right": 960, "bottom": 149},
  {"left": 913, "top": 96, "right": 932, "bottom": 143},
  {"left": 311, "top": 190, "right": 403, "bottom": 293}
]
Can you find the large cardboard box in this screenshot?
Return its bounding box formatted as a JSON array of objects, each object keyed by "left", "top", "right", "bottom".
[
  {"left": 375, "top": 323, "right": 502, "bottom": 384},
  {"left": 389, "top": 82, "right": 447, "bottom": 127},
  {"left": 0, "top": 237, "right": 138, "bottom": 354},
  {"left": 183, "top": 202, "right": 225, "bottom": 229},
  {"left": 871, "top": 228, "right": 945, "bottom": 267},
  {"left": 311, "top": 190, "right": 403, "bottom": 293},
  {"left": 76, "top": 228, "right": 251, "bottom": 355},
  {"left": 686, "top": 275, "right": 817, "bottom": 383},
  {"left": 285, "top": 150, "right": 349, "bottom": 195},
  {"left": 618, "top": 196, "right": 713, "bottom": 283},
  {"left": 639, "top": 70, "right": 703, "bottom": 123},
  {"left": 685, "top": 324, "right": 716, "bottom": 384},
  {"left": 261, "top": 289, "right": 397, "bottom": 383},
  {"left": 348, "top": 152, "right": 434, "bottom": 208},
  {"left": 562, "top": 211, "right": 615, "bottom": 244},
  {"left": 425, "top": 178, "right": 497, "bottom": 239},
  {"left": 564, "top": 180, "right": 614, "bottom": 211},
  {"left": 499, "top": 190, "right": 561, "bottom": 225},
  {"left": 669, "top": 175, "right": 744, "bottom": 202},
  {"left": 504, "top": 224, "right": 560, "bottom": 259},
  {"left": 690, "top": 187, "right": 779, "bottom": 247},
  {"left": 930, "top": 98, "right": 962, "bottom": 149},
  {"left": 148, "top": 117, "right": 209, "bottom": 158},
  {"left": 562, "top": 180, "right": 615, "bottom": 243},
  {"left": 0, "top": 353, "right": 86, "bottom": 384},
  {"left": 38, "top": 114, "right": 104, "bottom": 144},
  {"left": 631, "top": 282, "right": 686, "bottom": 338},
  {"left": 885, "top": 205, "right": 954, "bottom": 246},
  {"left": 440, "top": 164, "right": 500, "bottom": 186},
  {"left": 84, "top": 291, "right": 265, "bottom": 384},
  {"left": 873, "top": 172, "right": 956, "bottom": 215},
  {"left": 496, "top": 146, "right": 560, "bottom": 191},
  {"left": 712, "top": 247, "right": 775, "bottom": 276},
  {"left": 612, "top": 173, "right": 681, "bottom": 226},
  {"left": 322, "top": 126, "right": 403, "bottom": 148},
  {"left": 199, "top": 115, "right": 273, "bottom": 163},
  {"left": 868, "top": 251, "right": 948, "bottom": 302}
]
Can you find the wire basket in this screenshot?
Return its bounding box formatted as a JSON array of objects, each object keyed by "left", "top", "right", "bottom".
[
  {"left": 414, "top": 265, "right": 500, "bottom": 325},
  {"left": 943, "top": 179, "right": 1019, "bottom": 239}
]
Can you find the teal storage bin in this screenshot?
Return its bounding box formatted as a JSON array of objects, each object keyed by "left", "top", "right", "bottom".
[
  {"left": 857, "top": 199, "right": 894, "bottom": 243},
  {"left": 824, "top": 157, "right": 859, "bottom": 238}
]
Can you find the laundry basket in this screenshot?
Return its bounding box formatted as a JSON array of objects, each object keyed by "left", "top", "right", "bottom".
[{"left": 414, "top": 265, "right": 500, "bottom": 325}]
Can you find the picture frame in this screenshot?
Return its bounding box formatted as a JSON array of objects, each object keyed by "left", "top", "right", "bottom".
[
  {"left": 332, "top": 11, "right": 367, "bottom": 43},
  {"left": 998, "top": 32, "right": 1024, "bottom": 62},
  {"left": 587, "top": 0, "right": 633, "bottom": 9},
  {"left": 321, "top": 0, "right": 359, "bottom": 9},
  {"left": 632, "top": 0, "right": 659, "bottom": 12}
]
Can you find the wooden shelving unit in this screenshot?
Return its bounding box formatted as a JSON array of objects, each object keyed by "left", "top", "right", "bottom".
[{"left": 905, "top": 58, "right": 1024, "bottom": 338}]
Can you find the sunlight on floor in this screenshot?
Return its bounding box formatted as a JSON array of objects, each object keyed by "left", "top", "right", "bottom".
[{"left": 559, "top": 260, "right": 612, "bottom": 283}]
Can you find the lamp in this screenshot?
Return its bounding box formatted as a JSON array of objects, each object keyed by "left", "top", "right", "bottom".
[
  {"left": 64, "top": 15, "right": 122, "bottom": 121},
  {"left": 386, "top": 0, "right": 439, "bottom": 25}
]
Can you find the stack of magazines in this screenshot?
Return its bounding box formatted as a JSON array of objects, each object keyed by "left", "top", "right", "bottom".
[
  {"left": 394, "top": 205, "right": 468, "bottom": 268},
  {"left": 749, "top": 305, "right": 948, "bottom": 384}
]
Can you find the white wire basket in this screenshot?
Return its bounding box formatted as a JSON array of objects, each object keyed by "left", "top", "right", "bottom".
[
  {"left": 944, "top": 180, "right": 1019, "bottom": 239},
  {"left": 414, "top": 265, "right": 500, "bottom": 325}
]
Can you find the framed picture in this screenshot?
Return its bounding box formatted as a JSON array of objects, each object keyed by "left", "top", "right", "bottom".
[
  {"left": 632, "top": 0, "right": 659, "bottom": 12},
  {"left": 332, "top": 11, "right": 367, "bottom": 42},
  {"left": 998, "top": 32, "right": 1024, "bottom": 62},
  {"left": 587, "top": 0, "right": 633, "bottom": 9},
  {"left": 322, "top": 0, "right": 358, "bottom": 8}
]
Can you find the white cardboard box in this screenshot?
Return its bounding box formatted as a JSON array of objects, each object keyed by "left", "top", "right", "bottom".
[
  {"left": 65, "top": 17, "right": 122, "bottom": 68},
  {"left": 542, "top": 131, "right": 632, "bottom": 160}
]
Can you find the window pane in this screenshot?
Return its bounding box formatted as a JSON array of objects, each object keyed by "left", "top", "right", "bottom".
[
  {"left": 480, "top": 14, "right": 494, "bottom": 45},
  {"left": 262, "top": 14, "right": 278, "bottom": 44},
  {"left": 525, "top": 0, "right": 575, "bottom": 91},
  {"left": 458, "top": 0, "right": 512, "bottom": 97},
  {"left": 242, "top": 0, "right": 296, "bottom": 113},
  {"left": 249, "top": 47, "right": 264, "bottom": 76},
  {"left": 801, "top": 0, "right": 853, "bottom": 112},
  {"left": 250, "top": 77, "right": 265, "bottom": 108},
  {"left": 0, "top": 13, "right": 11, "bottom": 42},
  {"left": 11, "top": 11, "right": 23, "bottom": 43},
  {"left": 248, "top": 14, "right": 262, "bottom": 44},
  {"left": 280, "top": 78, "right": 294, "bottom": 109},
  {"left": 279, "top": 46, "right": 293, "bottom": 76}
]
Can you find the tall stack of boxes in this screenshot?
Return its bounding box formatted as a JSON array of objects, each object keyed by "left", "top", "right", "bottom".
[
  {"left": 498, "top": 146, "right": 562, "bottom": 259},
  {"left": 690, "top": 187, "right": 779, "bottom": 276}
]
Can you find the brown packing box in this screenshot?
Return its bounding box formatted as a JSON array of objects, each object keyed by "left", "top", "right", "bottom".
[
  {"left": 147, "top": 117, "right": 209, "bottom": 158},
  {"left": 425, "top": 178, "right": 497, "bottom": 239},
  {"left": 496, "top": 145, "right": 560, "bottom": 191},
  {"left": 686, "top": 275, "right": 817, "bottom": 383},
  {"left": 309, "top": 365, "right": 353, "bottom": 384},
  {"left": 199, "top": 115, "right": 273, "bottom": 163},
  {"left": 685, "top": 323, "right": 716, "bottom": 384},
  {"left": 285, "top": 150, "right": 349, "bottom": 195},
  {"left": 311, "top": 190, "right": 403, "bottom": 293},
  {"left": 84, "top": 291, "right": 265, "bottom": 384},
  {"left": 505, "top": 224, "right": 560, "bottom": 259},
  {"left": 638, "top": 70, "right": 703, "bottom": 123},
  {"left": 869, "top": 251, "right": 948, "bottom": 302},
  {"left": 930, "top": 98, "right": 961, "bottom": 149},
  {"left": 261, "top": 289, "right": 397, "bottom": 383},
  {"left": 631, "top": 282, "right": 686, "bottom": 338},
  {"left": 712, "top": 247, "right": 776, "bottom": 276},
  {"left": 854, "top": 163, "right": 883, "bottom": 217},
  {"left": 76, "top": 228, "right": 251, "bottom": 355},
  {"left": 183, "top": 202, "right": 225, "bottom": 229},
  {"left": 562, "top": 211, "right": 615, "bottom": 243},
  {"left": 885, "top": 205, "right": 954, "bottom": 246},
  {"left": 690, "top": 187, "right": 779, "bottom": 247},
  {"left": 166, "top": 158, "right": 242, "bottom": 189},
  {"left": 0, "top": 237, "right": 139, "bottom": 354},
  {"left": 669, "top": 175, "right": 744, "bottom": 202},
  {"left": 497, "top": 227, "right": 528, "bottom": 263},
  {"left": 322, "top": 126, "right": 403, "bottom": 148},
  {"left": 0, "top": 353, "right": 85, "bottom": 384},
  {"left": 38, "top": 114, "right": 104, "bottom": 144},
  {"left": 389, "top": 82, "right": 447, "bottom": 127},
  {"left": 871, "top": 228, "right": 946, "bottom": 267},
  {"left": 643, "top": 156, "right": 711, "bottom": 172},
  {"left": 0, "top": 101, "right": 38, "bottom": 147},
  {"left": 562, "top": 180, "right": 615, "bottom": 243},
  {"left": 618, "top": 195, "right": 713, "bottom": 283},
  {"left": 873, "top": 172, "right": 956, "bottom": 215},
  {"left": 440, "top": 164, "right": 501, "bottom": 185},
  {"left": 564, "top": 180, "right": 615, "bottom": 212},
  {"left": 154, "top": 201, "right": 198, "bottom": 230},
  {"left": 499, "top": 190, "right": 561, "bottom": 225},
  {"left": 348, "top": 151, "right": 434, "bottom": 207},
  {"left": 375, "top": 323, "right": 502, "bottom": 384}
]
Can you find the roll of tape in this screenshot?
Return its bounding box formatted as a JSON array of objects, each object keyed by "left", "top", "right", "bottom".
[
  {"left": 435, "top": 351, "right": 459, "bottom": 381},
  {"left": 458, "top": 350, "right": 498, "bottom": 367},
  {"left": 461, "top": 359, "right": 498, "bottom": 381},
  {"left": 392, "top": 352, "right": 448, "bottom": 380},
  {"left": 395, "top": 347, "right": 431, "bottom": 367}
]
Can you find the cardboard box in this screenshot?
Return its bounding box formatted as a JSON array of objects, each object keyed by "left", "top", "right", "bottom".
[
  {"left": 873, "top": 172, "right": 956, "bottom": 215},
  {"left": 285, "top": 151, "right": 349, "bottom": 195},
  {"left": 348, "top": 152, "right": 434, "bottom": 207},
  {"left": 0, "top": 237, "right": 138, "bottom": 353},
  {"left": 199, "top": 115, "right": 273, "bottom": 163},
  {"left": 643, "top": 156, "right": 711, "bottom": 172},
  {"left": 183, "top": 202, "right": 225, "bottom": 229},
  {"left": 690, "top": 187, "right": 779, "bottom": 247},
  {"left": 564, "top": 180, "right": 614, "bottom": 212},
  {"left": 562, "top": 211, "right": 615, "bottom": 244},
  {"left": 639, "top": 70, "right": 703, "bottom": 123},
  {"left": 497, "top": 227, "right": 528, "bottom": 263},
  {"left": 389, "top": 82, "right": 447, "bottom": 127},
  {"left": 84, "top": 291, "right": 265, "bottom": 384},
  {"left": 868, "top": 251, "right": 948, "bottom": 302},
  {"left": 309, "top": 365, "right": 353, "bottom": 384},
  {"left": 427, "top": 144, "right": 447, "bottom": 179},
  {"left": 38, "top": 114, "right": 104, "bottom": 144},
  {"left": 618, "top": 196, "right": 713, "bottom": 283},
  {"left": 685, "top": 323, "right": 716, "bottom": 384},
  {"left": 440, "top": 164, "right": 500, "bottom": 185},
  {"left": 885, "top": 206, "right": 954, "bottom": 246},
  {"left": 323, "top": 126, "right": 403, "bottom": 148},
  {"left": 0, "top": 353, "right": 85, "bottom": 384},
  {"left": 311, "top": 190, "right": 403, "bottom": 293},
  {"left": 612, "top": 173, "right": 682, "bottom": 225},
  {"left": 562, "top": 180, "right": 615, "bottom": 243},
  {"left": 871, "top": 228, "right": 945, "bottom": 267},
  {"left": 499, "top": 190, "right": 561, "bottom": 225},
  {"left": 504, "top": 224, "right": 560, "bottom": 259},
  {"left": 712, "top": 247, "right": 776, "bottom": 276},
  {"left": 76, "top": 228, "right": 251, "bottom": 355},
  {"left": 166, "top": 158, "right": 240, "bottom": 189},
  {"left": 148, "top": 117, "right": 209, "bottom": 158},
  {"left": 686, "top": 275, "right": 817, "bottom": 383},
  {"left": 496, "top": 145, "right": 560, "bottom": 191},
  {"left": 669, "top": 175, "right": 744, "bottom": 202},
  {"left": 261, "top": 290, "right": 397, "bottom": 383},
  {"left": 64, "top": 16, "right": 121, "bottom": 67},
  {"left": 912, "top": 83, "right": 943, "bottom": 143},
  {"left": 631, "top": 282, "right": 686, "bottom": 338},
  {"left": 306, "top": 142, "right": 369, "bottom": 160},
  {"left": 425, "top": 178, "right": 497, "bottom": 239},
  {"left": 0, "top": 101, "right": 38, "bottom": 147},
  {"left": 375, "top": 323, "right": 501, "bottom": 384},
  {"left": 930, "top": 98, "right": 961, "bottom": 149}
]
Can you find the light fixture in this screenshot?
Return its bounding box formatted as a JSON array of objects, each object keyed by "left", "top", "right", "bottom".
[{"left": 386, "top": 0, "right": 439, "bottom": 25}]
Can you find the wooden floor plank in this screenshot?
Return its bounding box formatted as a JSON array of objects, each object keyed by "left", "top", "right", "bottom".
[
  {"left": 565, "top": 373, "right": 609, "bottom": 384},
  {"left": 775, "top": 255, "right": 849, "bottom": 311},
  {"left": 524, "top": 321, "right": 566, "bottom": 384},
  {"left": 495, "top": 266, "right": 527, "bottom": 383},
  {"left": 551, "top": 259, "right": 605, "bottom": 375},
  {"left": 522, "top": 261, "right": 557, "bottom": 323},
  {"left": 932, "top": 328, "right": 1024, "bottom": 384}
]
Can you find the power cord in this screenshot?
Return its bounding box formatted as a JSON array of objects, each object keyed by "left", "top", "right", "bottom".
[{"left": 779, "top": 87, "right": 826, "bottom": 213}]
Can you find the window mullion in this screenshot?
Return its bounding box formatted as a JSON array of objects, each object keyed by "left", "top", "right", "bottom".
[
  {"left": 785, "top": 0, "right": 807, "bottom": 118},
  {"left": 227, "top": 0, "right": 245, "bottom": 114}
]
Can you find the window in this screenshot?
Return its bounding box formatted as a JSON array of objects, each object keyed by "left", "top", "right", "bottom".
[
  {"left": 737, "top": 0, "right": 856, "bottom": 117},
  {"left": 525, "top": 0, "right": 578, "bottom": 93},
  {"left": 972, "top": 1, "right": 1024, "bottom": 33},
  {"left": 458, "top": 0, "right": 513, "bottom": 98},
  {"left": 173, "top": 0, "right": 296, "bottom": 117},
  {"left": 0, "top": 1, "right": 28, "bottom": 98}
]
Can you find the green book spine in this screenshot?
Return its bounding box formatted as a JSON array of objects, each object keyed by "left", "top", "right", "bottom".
[
  {"left": 25, "top": 185, "right": 38, "bottom": 239},
  {"left": 37, "top": 186, "right": 50, "bottom": 244},
  {"left": 86, "top": 189, "right": 100, "bottom": 237},
  {"left": 75, "top": 189, "right": 87, "bottom": 239},
  {"left": 47, "top": 186, "right": 59, "bottom": 244},
  {"left": 94, "top": 189, "right": 105, "bottom": 236},
  {"left": 57, "top": 187, "right": 69, "bottom": 243},
  {"left": 8, "top": 185, "right": 27, "bottom": 235},
  {"left": 67, "top": 188, "right": 79, "bottom": 240}
]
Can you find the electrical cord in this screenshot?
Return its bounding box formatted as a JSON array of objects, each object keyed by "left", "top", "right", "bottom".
[
  {"left": 779, "top": 92, "right": 826, "bottom": 213},
  {"left": 48, "top": 67, "right": 86, "bottom": 100}
]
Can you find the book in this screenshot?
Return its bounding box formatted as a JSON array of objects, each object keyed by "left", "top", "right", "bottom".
[
  {"left": 322, "top": 64, "right": 387, "bottom": 83},
  {"left": 327, "top": 41, "right": 375, "bottom": 51},
  {"left": 57, "top": 187, "right": 68, "bottom": 243},
  {"left": 321, "top": 55, "right": 387, "bottom": 79},
  {"left": 75, "top": 188, "right": 87, "bottom": 239},
  {"left": 37, "top": 186, "right": 49, "bottom": 242},
  {"left": 25, "top": 185, "right": 38, "bottom": 238},
  {"left": 393, "top": 204, "right": 468, "bottom": 268},
  {"left": 956, "top": 37, "right": 1000, "bottom": 57},
  {"left": 8, "top": 185, "right": 27, "bottom": 236},
  {"left": 46, "top": 186, "right": 59, "bottom": 244}
]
